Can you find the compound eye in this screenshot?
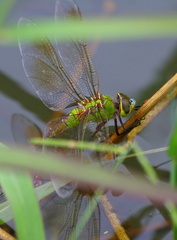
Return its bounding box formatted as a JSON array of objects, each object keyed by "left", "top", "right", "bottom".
[{"left": 129, "top": 98, "right": 136, "bottom": 106}]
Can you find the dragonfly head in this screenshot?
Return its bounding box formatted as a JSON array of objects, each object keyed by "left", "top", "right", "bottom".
[{"left": 115, "top": 93, "right": 136, "bottom": 117}]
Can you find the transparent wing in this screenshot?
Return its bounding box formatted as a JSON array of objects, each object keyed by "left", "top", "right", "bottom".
[
  {"left": 41, "top": 190, "right": 100, "bottom": 240},
  {"left": 42, "top": 114, "right": 115, "bottom": 240},
  {"left": 43, "top": 116, "right": 90, "bottom": 198},
  {"left": 43, "top": 113, "right": 115, "bottom": 198},
  {"left": 11, "top": 114, "right": 42, "bottom": 146},
  {"left": 18, "top": 18, "right": 87, "bottom": 111},
  {"left": 55, "top": 0, "right": 100, "bottom": 97},
  {"left": 43, "top": 116, "right": 81, "bottom": 198},
  {"left": 11, "top": 114, "right": 50, "bottom": 182}
]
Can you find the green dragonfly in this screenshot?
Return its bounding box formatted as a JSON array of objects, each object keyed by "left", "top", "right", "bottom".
[
  {"left": 18, "top": 0, "right": 137, "bottom": 142},
  {"left": 18, "top": 0, "right": 137, "bottom": 238}
]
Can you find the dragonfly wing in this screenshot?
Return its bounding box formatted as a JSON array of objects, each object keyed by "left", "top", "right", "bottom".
[
  {"left": 18, "top": 18, "right": 83, "bottom": 111},
  {"left": 41, "top": 190, "right": 100, "bottom": 240},
  {"left": 55, "top": 0, "right": 100, "bottom": 98},
  {"left": 43, "top": 115, "right": 104, "bottom": 198},
  {"left": 41, "top": 191, "right": 80, "bottom": 240},
  {"left": 78, "top": 196, "right": 100, "bottom": 240},
  {"left": 11, "top": 114, "right": 42, "bottom": 146},
  {"left": 43, "top": 116, "right": 81, "bottom": 198},
  {"left": 78, "top": 120, "right": 116, "bottom": 168}
]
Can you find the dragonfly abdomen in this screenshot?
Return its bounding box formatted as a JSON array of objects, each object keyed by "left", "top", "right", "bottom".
[
  {"left": 47, "top": 108, "right": 83, "bottom": 138},
  {"left": 47, "top": 95, "right": 115, "bottom": 138}
]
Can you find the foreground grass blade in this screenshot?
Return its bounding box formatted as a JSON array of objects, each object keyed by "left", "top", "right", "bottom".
[
  {"left": 32, "top": 138, "right": 122, "bottom": 154},
  {"left": 0, "top": 170, "right": 45, "bottom": 240},
  {"left": 1, "top": 15, "right": 177, "bottom": 44},
  {"left": 0, "top": 200, "right": 12, "bottom": 223},
  {"left": 0, "top": 181, "right": 54, "bottom": 223},
  {"left": 168, "top": 118, "right": 177, "bottom": 240},
  {"left": 0, "top": 147, "right": 177, "bottom": 204},
  {"left": 132, "top": 142, "right": 158, "bottom": 184},
  {"left": 0, "top": 0, "right": 15, "bottom": 26}
]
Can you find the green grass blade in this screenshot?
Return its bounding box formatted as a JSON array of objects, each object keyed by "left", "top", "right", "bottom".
[
  {"left": 168, "top": 123, "right": 177, "bottom": 166},
  {"left": 0, "top": 0, "right": 15, "bottom": 26},
  {"left": 31, "top": 138, "right": 122, "bottom": 154},
  {"left": 35, "top": 181, "right": 54, "bottom": 200},
  {"left": 168, "top": 118, "right": 177, "bottom": 188},
  {"left": 0, "top": 181, "right": 55, "bottom": 223},
  {"left": 0, "top": 15, "right": 177, "bottom": 44},
  {"left": 166, "top": 201, "right": 177, "bottom": 240},
  {"left": 168, "top": 119, "right": 177, "bottom": 240},
  {"left": 0, "top": 170, "right": 45, "bottom": 240},
  {"left": 0, "top": 200, "right": 12, "bottom": 223},
  {"left": 132, "top": 142, "right": 159, "bottom": 184},
  {"left": 113, "top": 145, "right": 132, "bottom": 169},
  {"left": 0, "top": 147, "right": 177, "bottom": 203}
]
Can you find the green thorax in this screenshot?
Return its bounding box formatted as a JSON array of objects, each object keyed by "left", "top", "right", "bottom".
[{"left": 67, "top": 94, "right": 115, "bottom": 126}]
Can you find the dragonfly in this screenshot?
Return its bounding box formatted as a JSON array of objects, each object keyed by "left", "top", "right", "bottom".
[
  {"left": 18, "top": 0, "right": 137, "bottom": 142},
  {"left": 18, "top": 0, "right": 137, "bottom": 239}
]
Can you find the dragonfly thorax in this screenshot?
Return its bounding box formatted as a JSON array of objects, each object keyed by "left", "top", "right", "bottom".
[{"left": 76, "top": 93, "right": 116, "bottom": 123}]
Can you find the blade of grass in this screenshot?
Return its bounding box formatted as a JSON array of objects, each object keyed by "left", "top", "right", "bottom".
[
  {"left": 31, "top": 137, "right": 122, "bottom": 154},
  {"left": 0, "top": 181, "right": 55, "bottom": 222},
  {"left": 0, "top": 0, "right": 15, "bottom": 27},
  {"left": 0, "top": 147, "right": 177, "bottom": 204},
  {"left": 35, "top": 181, "right": 54, "bottom": 200},
  {"left": 0, "top": 170, "right": 45, "bottom": 240},
  {"left": 131, "top": 142, "right": 159, "bottom": 184},
  {"left": 31, "top": 138, "right": 167, "bottom": 158},
  {"left": 0, "top": 200, "right": 12, "bottom": 223},
  {"left": 168, "top": 117, "right": 177, "bottom": 240},
  {"left": 166, "top": 201, "right": 177, "bottom": 239},
  {"left": 1, "top": 15, "right": 177, "bottom": 44}
]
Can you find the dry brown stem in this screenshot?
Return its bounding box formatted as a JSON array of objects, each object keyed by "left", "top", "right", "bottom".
[
  {"left": 0, "top": 228, "right": 16, "bottom": 240},
  {"left": 101, "top": 195, "right": 130, "bottom": 240}
]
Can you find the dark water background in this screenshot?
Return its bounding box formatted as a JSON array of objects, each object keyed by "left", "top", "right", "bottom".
[{"left": 0, "top": 0, "right": 177, "bottom": 239}]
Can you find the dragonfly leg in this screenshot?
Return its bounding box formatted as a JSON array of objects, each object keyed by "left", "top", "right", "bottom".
[
  {"left": 114, "top": 117, "right": 119, "bottom": 135},
  {"left": 114, "top": 113, "right": 127, "bottom": 136},
  {"left": 114, "top": 117, "right": 127, "bottom": 136},
  {"left": 115, "top": 114, "right": 142, "bottom": 136},
  {"left": 135, "top": 105, "right": 141, "bottom": 111},
  {"left": 91, "top": 119, "right": 108, "bottom": 139}
]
